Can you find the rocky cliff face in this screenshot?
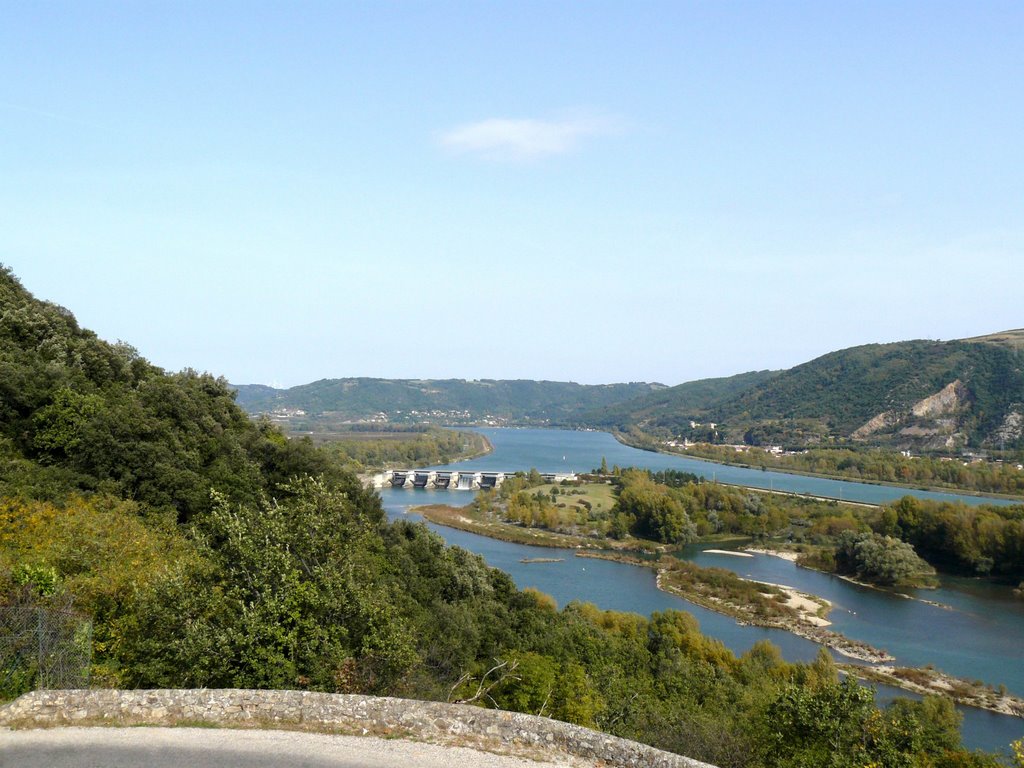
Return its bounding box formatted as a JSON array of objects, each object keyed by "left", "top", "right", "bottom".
[
  {"left": 992, "top": 410, "right": 1024, "bottom": 446},
  {"left": 851, "top": 411, "right": 899, "bottom": 440},
  {"left": 910, "top": 380, "right": 969, "bottom": 419},
  {"left": 852, "top": 380, "right": 969, "bottom": 448}
]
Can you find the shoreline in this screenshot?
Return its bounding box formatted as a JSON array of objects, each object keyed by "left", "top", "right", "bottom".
[
  {"left": 357, "top": 432, "right": 494, "bottom": 488},
  {"left": 414, "top": 503, "right": 661, "bottom": 553},
  {"left": 432, "top": 431, "right": 495, "bottom": 466},
  {"left": 612, "top": 432, "right": 1024, "bottom": 504},
  {"left": 846, "top": 665, "right": 1024, "bottom": 719},
  {"left": 744, "top": 546, "right": 800, "bottom": 562},
  {"left": 579, "top": 551, "right": 891, "bottom": 664},
  {"left": 745, "top": 546, "right": 944, "bottom": 599},
  {"left": 417, "top": 507, "right": 1023, "bottom": 718}
]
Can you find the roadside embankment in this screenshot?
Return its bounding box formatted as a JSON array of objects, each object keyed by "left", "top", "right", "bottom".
[{"left": 0, "top": 689, "right": 716, "bottom": 768}]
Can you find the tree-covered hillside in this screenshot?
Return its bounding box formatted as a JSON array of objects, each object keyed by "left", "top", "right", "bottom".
[
  {"left": 0, "top": 266, "right": 1012, "bottom": 767},
  {"left": 0, "top": 267, "right": 339, "bottom": 522},
  {"left": 584, "top": 370, "right": 780, "bottom": 433},
  {"left": 233, "top": 377, "right": 664, "bottom": 427},
  {"left": 594, "top": 338, "right": 1024, "bottom": 450}
]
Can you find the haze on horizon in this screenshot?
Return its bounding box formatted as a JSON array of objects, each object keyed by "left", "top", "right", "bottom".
[{"left": 2, "top": 2, "right": 1022, "bottom": 389}]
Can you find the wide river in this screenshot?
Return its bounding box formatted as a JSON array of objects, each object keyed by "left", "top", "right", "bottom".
[{"left": 382, "top": 428, "right": 1024, "bottom": 755}]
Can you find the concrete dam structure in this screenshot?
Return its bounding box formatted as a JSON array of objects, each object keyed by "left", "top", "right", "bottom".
[{"left": 374, "top": 470, "right": 578, "bottom": 490}]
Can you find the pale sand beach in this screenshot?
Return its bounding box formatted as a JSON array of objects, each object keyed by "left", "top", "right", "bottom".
[
  {"left": 703, "top": 549, "right": 753, "bottom": 557},
  {"left": 749, "top": 579, "right": 832, "bottom": 627},
  {"left": 744, "top": 547, "right": 800, "bottom": 562}
]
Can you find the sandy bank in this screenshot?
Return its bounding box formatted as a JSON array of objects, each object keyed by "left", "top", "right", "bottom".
[
  {"left": 703, "top": 549, "right": 753, "bottom": 558},
  {"left": 744, "top": 547, "right": 800, "bottom": 562},
  {"left": 746, "top": 580, "right": 832, "bottom": 627}
]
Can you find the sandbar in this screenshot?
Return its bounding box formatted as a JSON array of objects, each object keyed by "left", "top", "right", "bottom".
[{"left": 703, "top": 549, "right": 753, "bottom": 557}]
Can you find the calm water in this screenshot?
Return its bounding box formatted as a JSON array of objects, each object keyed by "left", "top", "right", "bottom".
[
  {"left": 433, "top": 427, "right": 1019, "bottom": 507},
  {"left": 400, "top": 428, "right": 1024, "bottom": 753},
  {"left": 688, "top": 548, "right": 1024, "bottom": 698}
]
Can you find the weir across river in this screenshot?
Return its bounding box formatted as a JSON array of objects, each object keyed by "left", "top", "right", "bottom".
[{"left": 372, "top": 469, "right": 578, "bottom": 491}]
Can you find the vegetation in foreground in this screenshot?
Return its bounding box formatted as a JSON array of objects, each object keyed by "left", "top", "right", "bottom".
[
  {"left": 417, "top": 467, "right": 1024, "bottom": 715},
  {"left": 0, "top": 265, "right": 1018, "bottom": 766},
  {"left": 4, "top": 488, "right": 1013, "bottom": 768}
]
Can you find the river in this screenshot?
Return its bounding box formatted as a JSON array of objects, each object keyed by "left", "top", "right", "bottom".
[
  {"left": 384, "top": 428, "right": 1024, "bottom": 754},
  {"left": 435, "top": 427, "right": 1019, "bottom": 507}
]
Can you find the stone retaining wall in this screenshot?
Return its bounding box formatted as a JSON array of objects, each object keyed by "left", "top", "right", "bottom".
[{"left": 0, "top": 689, "right": 716, "bottom": 768}]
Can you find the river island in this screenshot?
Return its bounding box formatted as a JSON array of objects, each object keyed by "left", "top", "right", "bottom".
[{"left": 415, "top": 499, "right": 1024, "bottom": 719}]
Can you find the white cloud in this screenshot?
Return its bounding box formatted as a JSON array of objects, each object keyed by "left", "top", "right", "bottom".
[{"left": 438, "top": 114, "right": 619, "bottom": 160}]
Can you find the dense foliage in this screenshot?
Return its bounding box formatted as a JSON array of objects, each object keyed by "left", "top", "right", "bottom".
[
  {"left": 611, "top": 471, "right": 790, "bottom": 543},
  {"left": 0, "top": 268, "right": 341, "bottom": 523},
  {"left": 591, "top": 338, "right": 1024, "bottom": 450},
  {"left": 832, "top": 531, "right": 938, "bottom": 587},
  {"left": 484, "top": 465, "right": 1021, "bottom": 586},
  {"left": 612, "top": 470, "right": 698, "bottom": 543},
  {"left": 2, "top": 489, "right": 1000, "bottom": 768},
  {"left": 0, "top": 266, "right": 1009, "bottom": 766},
  {"left": 873, "top": 497, "right": 1024, "bottom": 579},
  {"left": 584, "top": 370, "right": 780, "bottom": 431},
  {"left": 319, "top": 425, "right": 489, "bottom": 471},
  {"left": 469, "top": 468, "right": 792, "bottom": 545}
]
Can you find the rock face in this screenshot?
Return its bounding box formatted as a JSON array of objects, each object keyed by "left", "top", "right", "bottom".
[
  {"left": 852, "top": 380, "right": 968, "bottom": 444},
  {"left": 992, "top": 410, "right": 1024, "bottom": 446},
  {"left": 0, "top": 689, "right": 717, "bottom": 768},
  {"left": 910, "top": 380, "right": 968, "bottom": 419},
  {"left": 851, "top": 410, "right": 899, "bottom": 440}
]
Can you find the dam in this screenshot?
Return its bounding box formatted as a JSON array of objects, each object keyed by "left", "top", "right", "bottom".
[{"left": 372, "top": 470, "right": 578, "bottom": 490}]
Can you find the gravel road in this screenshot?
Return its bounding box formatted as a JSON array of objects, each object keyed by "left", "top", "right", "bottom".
[{"left": 0, "top": 726, "right": 588, "bottom": 768}]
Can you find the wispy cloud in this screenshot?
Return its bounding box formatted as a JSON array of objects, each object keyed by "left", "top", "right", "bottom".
[{"left": 438, "top": 113, "right": 621, "bottom": 161}]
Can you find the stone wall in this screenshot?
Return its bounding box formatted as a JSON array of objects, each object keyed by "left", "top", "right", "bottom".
[{"left": 0, "top": 689, "right": 716, "bottom": 768}]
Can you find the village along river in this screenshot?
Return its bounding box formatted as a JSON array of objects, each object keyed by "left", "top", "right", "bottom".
[{"left": 379, "top": 428, "right": 1024, "bottom": 754}]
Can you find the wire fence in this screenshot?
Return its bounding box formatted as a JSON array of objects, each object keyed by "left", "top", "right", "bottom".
[{"left": 0, "top": 604, "right": 92, "bottom": 697}]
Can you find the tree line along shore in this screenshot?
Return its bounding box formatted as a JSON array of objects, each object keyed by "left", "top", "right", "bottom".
[
  {"left": 414, "top": 467, "right": 1024, "bottom": 718},
  {"left": 3, "top": 265, "right": 1023, "bottom": 767}
]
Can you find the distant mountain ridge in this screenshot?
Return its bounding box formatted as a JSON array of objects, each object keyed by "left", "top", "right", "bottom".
[
  {"left": 234, "top": 331, "right": 1024, "bottom": 450},
  {"left": 232, "top": 378, "right": 666, "bottom": 426},
  {"left": 594, "top": 333, "right": 1024, "bottom": 451},
  {"left": 582, "top": 370, "right": 781, "bottom": 434}
]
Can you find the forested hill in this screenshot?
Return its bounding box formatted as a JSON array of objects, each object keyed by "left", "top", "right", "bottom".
[
  {"left": 233, "top": 378, "right": 665, "bottom": 426},
  {"left": 0, "top": 266, "right": 1010, "bottom": 767},
  {"left": 589, "top": 337, "right": 1024, "bottom": 451},
  {"left": 584, "top": 370, "right": 780, "bottom": 436},
  {"left": 0, "top": 266, "right": 342, "bottom": 521}
]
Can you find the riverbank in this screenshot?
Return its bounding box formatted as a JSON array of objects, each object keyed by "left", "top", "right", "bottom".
[
  {"left": 613, "top": 432, "right": 1024, "bottom": 504},
  {"left": 417, "top": 497, "right": 1024, "bottom": 719},
  {"left": 355, "top": 432, "right": 494, "bottom": 488},
  {"left": 415, "top": 503, "right": 661, "bottom": 553},
  {"left": 746, "top": 545, "right": 941, "bottom": 595},
  {"left": 846, "top": 665, "right": 1024, "bottom": 718},
  {"left": 577, "top": 551, "right": 892, "bottom": 664},
  {"left": 438, "top": 431, "right": 495, "bottom": 465},
  {"left": 416, "top": 505, "right": 893, "bottom": 663}
]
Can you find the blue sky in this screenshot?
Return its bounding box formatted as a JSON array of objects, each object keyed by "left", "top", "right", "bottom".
[{"left": 2, "top": 2, "right": 1021, "bottom": 387}]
